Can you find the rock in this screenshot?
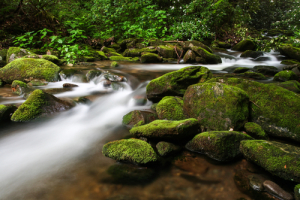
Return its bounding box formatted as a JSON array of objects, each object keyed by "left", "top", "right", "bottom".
[
  {"left": 73, "top": 97, "right": 91, "bottom": 104},
  {"left": 191, "top": 46, "right": 222, "bottom": 64},
  {"left": 156, "top": 141, "right": 181, "bottom": 156},
  {"left": 108, "top": 43, "right": 121, "bottom": 52},
  {"left": 63, "top": 83, "right": 78, "bottom": 88},
  {"left": 232, "top": 40, "right": 256, "bottom": 51},
  {"left": 11, "top": 80, "right": 30, "bottom": 96},
  {"left": 109, "top": 56, "right": 139, "bottom": 62},
  {"left": 279, "top": 44, "right": 300, "bottom": 61},
  {"left": 27, "top": 79, "right": 48, "bottom": 86},
  {"left": 0, "top": 49, "right": 7, "bottom": 67},
  {"left": 96, "top": 51, "right": 108, "bottom": 60},
  {"left": 59, "top": 69, "right": 79, "bottom": 79},
  {"left": 11, "top": 89, "right": 74, "bottom": 122},
  {"left": 103, "top": 80, "right": 111, "bottom": 87},
  {"left": 206, "top": 77, "right": 300, "bottom": 142},
  {"left": 148, "top": 39, "right": 164, "bottom": 46},
  {"left": 240, "top": 71, "right": 266, "bottom": 80},
  {"left": 263, "top": 180, "right": 293, "bottom": 200},
  {"left": 274, "top": 70, "right": 298, "bottom": 82},
  {"left": 130, "top": 118, "right": 199, "bottom": 141},
  {"left": 183, "top": 50, "right": 196, "bottom": 63},
  {"left": 295, "top": 184, "right": 300, "bottom": 200},
  {"left": 234, "top": 67, "right": 250, "bottom": 73},
  {"left": 141, "top": 53, "right": 162, "bottom": 63},
  {"left": 111, "top": 82, "right": 126, "bottom": 91},
  {"left": 179, "top": 40, "right": 213, "bottom": 53},
  {"left": 123, "top": 48, "right": 157, "bottom": 57},
  {"left": 122, "top": 110, "right": 158, "bottom": 129},
  {"left": 86, "top": 70, "right": 102, "bottom": 81},
  {"left": 183, "top": 82, "right": 249, "bottom": 131},
  {"left": 146, "top": 66, "right": 212, "bottom": 102},
  {"left": 156, "top": 45, "right": 178, "bottom": 58},
  {"left": 6, "top": 47, "right": 32, "bottom": 63},
  {"left": 156, "top": 96, "right": 185, "bottom": 120},
  {"left": 0, "top": 58, "right": 60, "bottom": 83},
  {"left": 240, "top": 50, "right": 264, "bottom": 58},
  {"left": 216, "top": 41, "right": 231, "bottom": 49},
  {"left": 185, "top": 131, "right": 253, "bottom": 161},
  {"left": 244, "top": 122, "right": 268, "bottom": 139},
  {"left": 281, "top": 60, "right": 300, "bottom": 65},
  {"left": 240, "top": 140, "right": 300, "bottom": 182},
  {"left": 102, "top": 138, "right": 159, "bottom": 165},
  {"left": 111, "top": 61, "right": 119, "bottom": 68},
  {"left": 253, "top": 65, "right": 279, "bottom": 76},
  {"left": 269, "top": 80, "right": 300, "bottom": 93},
  {"left": 104, "top": 73, "right": 126, "bottom": 82},
  {"left": 0, "top": 105, "right": 17, "bottom": 122},
  {"left": 254, "top": 57, "right": 272, "bottom": 62},
  {"left": 132, "top": 95, "right": 147, "bottom": 106},
  {"left": 41, "top": 55, "right": 59, "bottom": 64}
]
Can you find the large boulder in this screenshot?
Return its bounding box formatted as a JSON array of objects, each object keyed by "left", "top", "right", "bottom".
[
  {"left": 273, "top": 70, "right": 298, "bottom": 82},
  {"left": 11, "top": 89, "right": 74, "bottom": 122},
  {"left": 232, "top": 40, "right": 256, "bottom": 51},
  {"left": 279, "top": 44, "right": 300, "bottom": 61},
  {"left": 186, "top": 131, "right": 253, "bottom": 161},
  {"left": 146, "top": 66, "right": 212, "bottom": 102},
  {"left": 141, "top": 53, "right": 162, "bottom": 63},
  {"left": 6, "top": 47, "right": 33, "bottom": 63},
  {"left": 191, "top": 46, "right": 222, "bottom": 64},
  {"left": 102, "top": 138, "right": 159, "bottom": 165},
  {"left": 0, "top": 58, "right": 61, "bottom": 83},
  {"left": 183, "top": 82, "right": 249, "bottom": 131},
  {"left": 130, "top": 118, "right": 199, "bottom": 141},
  {"left": 240, "top": 140, "right": 300, "bottom": 182},
  {"left": 156, "top": 96, "right": 185, "bottom": 120},
  {"left": 206, "top": 77, "right": 300, "bottom": 142}
]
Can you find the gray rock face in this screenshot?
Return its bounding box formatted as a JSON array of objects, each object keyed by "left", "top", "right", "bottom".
[{"left": 263, "top": 180, "right": 293, "bottom": 200}]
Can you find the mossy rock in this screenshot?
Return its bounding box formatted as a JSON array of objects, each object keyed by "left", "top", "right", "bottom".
[
  {"left": 240, "top": 71, "right": 266, "bottom": 80},
  {"left": 232, "top": 40, "right": 256, "bottom": 51},
  {"left": 240, "top": 50, "right": 263, "bottom": 58},
  {"left": 148, "top": 39, "right": 164, "bottom": 46},
  {"left": 156, "top": 45, "right": 178, "bottom": 58},
  {"left": 96, "top": 51, "right": 108, "bottom": 60},
  {"left": 281, "top": 59, "right": 300, "bottom": 65},
  {"left": 80, "top": 56, "right": 96, "bottom": 62},
  {"left": 59, "top": 69, "right": 79, "bottom": 79},
  {"left": 156, "top": 141, "right": 181, "bottom": 156},
  {"left": 11, "top": 89, "right": 74, "bottom": 122},
  {"left": 244, "top": 122, "right": 268, "bottom": 139},
  {"left": 11, "top": 80, "right": 30, "bottom": 96},
  {"left": 102, "top": 47, "right": 117, "bottom": 54},
  {"left": 269, "top": 80, "right": 300, "bottom": 93},
  {"left": 274, "top": 70, "right": 297, "bottom": 82},
  {"left": 179, "top": 40, "right": 213, "bottom": 53},
  {"left": 123, "top": 48, "right": 157, "bottom": 57},
  {"left": 102, "top": 138, "right": 159, "bottom": 165},
  {"left": 279, "top": 44, "right": 300, "bottom": 62},
  {"left": 130, "top": 118, "right": 199, "bottom": 141},
  {"left": 216, "top": 41, "right": 231, "bottom": 49},
  {"left": 109, "top": 56, "right": 139, "bottom": 62},
  {"left": 295, "top": 184, "right": 300, "bottom": 200},
  {"left": 0, "top": 58, "right": 61, "bottom": 83},
  {"left": 122, "top": 110, "right": 158, "bottom": 129},
  {"left": 183, "top": 82, "right": 249, "bottom": 131},
  {"left": 186, "top": 131, "right": 253, "bottom": 161},
  {"left": 206, "top": 77, "right": 300, "bottom": 141},
  {"left": 240, "top": 140, "right": 300, "bottom": 182},
  {"left": 156, "top": 96, "right": 185, "bottom": 120},
  {"left": 253, "top": 65, "right": 279, "bottom": 75},
  {"left": 111, "top": 61, "right": 119, "bottom": 68},
  {"left": 191, "top": 46, "right": 222, "bottom": 64},
  {"left": 0, "top": 105, "right": 17, "bottom": 122},
  {"left": 27, "top": 80, "right": 48, "bottom": 87},
  {"left": 41, "top": 55, "right": 59, "bottom": 64},
  {"left": 141, "top": 53, "right": 162, "bottom": 63},
  {"left": 0, "top": 49, "right": 7, "bottom": 67},
  {"left": 146, "top": 66, "right": 212, "bottom": 102},
  {"left": 108, "top": 43, "right": 121, "bottom": 52},
  {"left": 86, "top": 70, "right": 102, "bottom": 82},
  {"left": 6, "top": 47, "right": 33, "bottom": 63},
  {"left": 234, "top": 67, "right": 250, "bottom": 73},
  {"left": 183, "top": 50, "right": 196, "bottom": 63}
]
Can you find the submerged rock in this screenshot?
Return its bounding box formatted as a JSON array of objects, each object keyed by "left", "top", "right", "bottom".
[
  {"left": 146, "top": 66, "right": 212, "bottom": 102},
  {"left": 63, "top": 83, "right": 78, "bottom": 88},
  {"left": 0, "top": 105, "right": 17, "bottom": 122},
  {"left": 274, "top": 70, "right": 298, "bottom": 82},
  {"left": 122, "top": 110, "right": 158, "bottom": 129},
  {"left": 183, "top": 82, "right": 249, "bottom": 131},
  {"left": 240, "top": 140, "right": 300, "bottom": 182},
  {"left": 0, "top": 58, "right": 60, "bottom": 83},
  {"left": 156, "top": 141, "right": 181, "bottom": 156},
  {"left": 102, "top": 138, "right": 159, "bottom": 165},
  {"left": 185, "top": 131, "right": 253, "bottom": 161},
  {"left": 232, "top": 40, "right": 256, "bottom": 51},
  {"left": 130, "top": 118, "right": 199, "bottom": 141},
  {"left": 244, "top": 122, "right": 268, "bottom": 140},
  {"left": 156, "top": 96, "right": 185, "bottom": 120}
]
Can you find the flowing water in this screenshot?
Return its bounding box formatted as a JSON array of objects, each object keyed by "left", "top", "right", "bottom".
[{"left": 0, "top": 50, "right": 289, "bottom": 200}]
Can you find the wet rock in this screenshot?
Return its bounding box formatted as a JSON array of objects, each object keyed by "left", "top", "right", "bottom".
[
  {"left": 141, "top": 53, "right": 162, "bottom": 63},
  {"left": 11, "top": 89, "right": 74, "bottom": 122},
  {"left": 206, "top": 77, "right": 300, "bottom": 142},
  {"left": 11, "top": 80, "right": 30, "bottom": 96},
  {"left": 232, "top": 40, "right": 256, "bottom": 51},
  {"left": 183, "top": 82, "right": 249, "bottom": 131},
  {"left": 151, "top": 103, "right": 158, "bottom": 111},
  {"left": 244, "top": 122, "right": 268, "bottom": 139},
  {"left": 43, "top": 88, "right": 72, "bottom": 94},
  {"left": 185, "top": 131, "right": 253, "bottom": 161},
  {"left": 0, "top": 58, "right": 60, "bottom": 83},
  {"left": 279, "top": 44, "right": 300, "bottom": 62},
  {"left": 156, "top": 96, "right": 185, "bottom": 120},
  {"left": 183, "top": 50, "right": 196, "bottom": 63},
  {"left": 156, "top": 141, "right": 181, "bottom": 156},
  {"left": 111, "top": 61, "right": 119, "bottom": 68},
  {"left": 122, "top": 110, "right": 158, "bottom": 129},
  {"left": 253, "top": 65, "right": 279, "bottom": 76},
  {"left": 274, "top": 70, "right": 298, "bottom": 82},
  {"left": 191, "top": 46, "right": 222, "bottom": 64},
  {"left": 103, "top": 80, "right": 112, "bottom": 87},
  {"left": 86, "top": 70, "right": 102, "bottom": 81},
  {"left": 63, "top": 83, "right": 78, "bottom": 88},
  {"left": 240, "top": 140, "right": 300, "bottom": 182},
  {"left": 59, "top": 69, "right": 78, "bottom": 79},
  {"left": 132, "top": 95, "right": 147, "bottom": 106},
  {"left": 240, "top": 71, "right": 266, "bottom": 80},
  {"left": 130, "top": 118, "right": 199, "bottom": 141},
  {"left": 146, "top": 66, "right": 212, "bottom": 102},
  {"left": 27, "top": 79, "right": 48, "bottom": 86},
  {"left": 263, "top": 180, "right": 293, "bottom": 200},
  {"left": 6, "top": 47, "right": 32, "bottom": 63},
  {"left": 102, "top": 138, "right": 159, "bottom": 165},
  {"left": 240, "top": 50, "right": 263, "bottom": 58},
  {"left": 156, "top": 45, "right": 179, "bottom": 58},
  {"left": 295, "top": 184, "right": 300, "bottom": 200},
  {"left": 77, "top": 62, "right": 96, "bottom": 66},
  {"left": 73, "top": 97, "right": 91, "bottom": 104},
  {"left": 234, "top": 67, "right": 250, "bottom": 73},
  {"left": 104, "top": 73, "right": 126, "bottom": 82},
  {"left": 0, "top": 105, "right": 17, "bottom": 122}
]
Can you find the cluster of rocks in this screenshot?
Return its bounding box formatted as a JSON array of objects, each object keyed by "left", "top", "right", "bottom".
[{"left": 103, "top": 65, "right": 300, "bottom": 200}]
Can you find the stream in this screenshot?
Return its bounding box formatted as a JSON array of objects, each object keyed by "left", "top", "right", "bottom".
[{"left": 0, "top": 50, "right": 288, "bottom": 200}]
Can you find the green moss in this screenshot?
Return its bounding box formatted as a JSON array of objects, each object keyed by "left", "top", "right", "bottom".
[
  {"left": 240, "top": 50, "right": 263, "bottom": 58},
  {"left": 244, "top": 122, "right": 268, "bottom": 139},
  {"left": 123, "top": 48, "right": 157, "bottom": 57},
  {"left": 156, "top": 96, "right": 185, "bottom": 120},
  {"left": 183, "top": 82, "right": 249, "bottom": 131},
  {"left": 281, "top": 59, "right": 300, "bottom": 65},
  {"left": 60, "top": 69, "right": 78, "bottom": 79},
  {"left": 111, "top": 61, "right": 119, "bottom": 67},
  {"left": 240, "top": 140, "right": 300, "bottom": 182},
  {"left": 141, "top": 53, "right": 162, "bottom": 63},
  {"left": 157, "top": 45, "right": 177, "bottom": 58},
  {"left": 191, "top": 46, "right": 222, "bottom": 64},
  {"left": 96, "top": 51, "right": 108, "bottom": 60},
  {"left": 12, "top": 80, "right": 27, "bottom": 88},
  {"left": 274, "top": 70, "right": 297, "bottom": 82},
  {"left": 41, "top": 55, "right": 59, "bottom": 64},
  {"left": 0, "top": 58, "right": 61, "bottom": 83},
  {"left": 240, "top": 71, "right": 266, "bottom": 80},
  {"left": 102, "top": 138, "right": 159, "bottom": 164},
  {"left": 6, "top": 47, "right": 32, "bottom": 63},
  {"left": 156, "top": 141, "right": 180, "bottom": 156},
  {"left": 122, "top": 112, "right": 133, "bottom": 125},
  {"left": 295, "top": 184, "right": 300, "bottom": 200},
  {"left": 181, "top": 40, "right": 213, "bottom": 53},
  {"left": 109, "top": 56, "right": 139, "bottom": 62},
  {"left": 186, "top": 131, "right": 253, "bottom": 161},
  {"left": 279, "top": 44, "right": 300, "bottom": 62},
  {"left": 234, "top": 67, "right": 250, "bottom": 73},
  {"left": 102, "top": 47, "right": 117, "bottom": 54},
  {"left": 253, "top": 65, "right": 279, "bottom": 75},
  {"left": 122, "top": 110, "right": 157, "bottom": 128},
  {"left": 130, "top": 118, "right": 199, "bottom": 141},
  {"left": 216, "top": 41, "right": 231, "bottom": 49},
  {"left": 269, "top": 80, "right": 300, "bottom": 93},
  {"left": 232, "top": 40, "right": 256, "bottom": 51}
]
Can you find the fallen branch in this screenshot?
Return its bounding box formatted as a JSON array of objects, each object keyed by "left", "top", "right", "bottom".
[{"left": 174, "top": 46, "right": 184, "bottom": 64}]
